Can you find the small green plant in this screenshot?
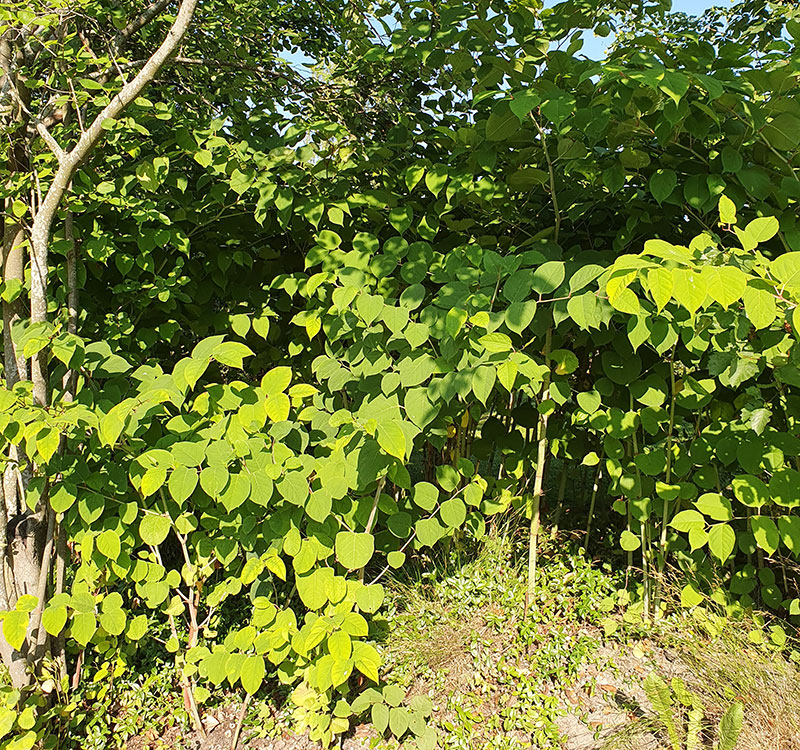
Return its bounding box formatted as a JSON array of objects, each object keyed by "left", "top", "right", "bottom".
[{"left": 643, "top": 673, "right": 743, "bottom": 750}]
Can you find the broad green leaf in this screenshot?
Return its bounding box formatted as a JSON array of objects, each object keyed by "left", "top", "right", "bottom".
[
  {"left": 742, "top": 216, "right": 779, "bottom": 247},
  {"left": 471, "top": 366, "right": 496, "bottom": 405},
  {"left": 532, "top": 261, "right": 565, "bottom": 295},
  {"left": 212, "top": 341, "right": 254, "bottom": 369},
  {"left": 99, "top": 609, "right": 127, "bottom": 636},
  {"left": 96, "top": 529, "right": 121, "bottom": 560},
  {"left": 377, "top": 420, "right": 407, "bottom": 460},
  {"left": 168, "top": 465, "right": 198, "bottom": 504},
  {"left": 261, "top": 366, "right": 292, "bottom": 395},
  {"left": 139, "top": 515, "right": 171, "bottom": 546},
  {"left": 509, "top": 90, "right": 540, "bottom": 121},
  {"left": 646, "top": 268, "right": 673, "bottom": 312},
  {"left": 707, "top": 523, "right": 735, "bottom": 562},
  {"left": 2, "top": 611, "right": 28, "bottom": 650},
  {"left": 671, "top": 269, "right": 707, "bottom": 315},
  {"left": 670, "top": 509, "right": 706, "bottom": 532},
  {"left": 620, "top": 530, "right": 640, "bottom": 551},
  {"left": 649, "top": 169, "right": 677, "bottom": 204},
  {"left": 751, "top": 516, "right": 779, "bottom": 555},
  {"left": 140, "top": 466, "right": 166, "bottom": 497},
  {"left": 335, "top": 532, "right": 374, "bottom": 569},
  {"left": 265, "top": 393, "right": 290, "bottom": 422},
  {"left": 42, "top": 605, "right": 68, "bottom": 637},
  {"left": 413, "top": 482, "right": 439, "bottom": 511},
  {"left": 240, "top": 655, "right": 265, "bottom": 695},
  {"left": 704, "top": 266, "right": 746, "bottom": 308},
  {"left": 694, "top": 493, "right": 733, "bottom": 522},
  {"left": 718, "top": 195, "right": 737, "bottom": 225},
  {"left": 717, "top": 703, "right": 743, "bottom": 750},
  {"left": 485, "top": 105, "right": 520, "bottom": 141},
  {"left": 743, "top": 283, "right": 776, "bottom": 329},
  {"left": 71, "top": 612, "right": 97, "bottom": 646},
  {"left": 479, "top": 333, "right": 512, "bottom": 353},
  {"left": 328, "top": 631, "right": 352, "bottom": 661},
  {"left": 496, "top": 361, "right": 518, "bottom": 392},
  {"left": 440, "top": 497, "right": 467, "bottom": 528}
]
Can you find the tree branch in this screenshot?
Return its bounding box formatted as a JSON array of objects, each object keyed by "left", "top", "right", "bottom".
[
  {"left": 110, "top": 0, "right": 172, "bottom": 58},
  {"left": 27, "top": 0, "right": 199, "bottom": 407},
  {"left": 35, "top": 121, "right": 64, "bottom": 162}
]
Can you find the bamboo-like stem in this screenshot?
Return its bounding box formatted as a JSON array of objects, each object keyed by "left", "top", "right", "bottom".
[
  {"left": 550, "top": 462, "right": 568, "bottom": 539},
  {"left": 630, "top": 393, "right": 649, "bottom": 620},
  {"left": 585, "top": 464, "right": 602, "bottom": 548},
  {"left": 655, "top": 351, "right": 677, "bottom": 613},
  {"left": 526, "top": 327, "right": 552, "bottom": 614},
  {"left": 360, "top": 477, "right": 385, "bottom": 584},
  {"left": 231, "top": 693, "right": 252, "bottom": 750}
]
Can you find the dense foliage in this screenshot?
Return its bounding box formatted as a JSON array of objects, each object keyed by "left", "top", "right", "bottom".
[{"left": 1, "top": 0, "right": 799, "bottom": 746}]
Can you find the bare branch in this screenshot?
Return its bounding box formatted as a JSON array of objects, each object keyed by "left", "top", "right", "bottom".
[
  {"left": 35, "top": 121, "right": 64, "bottom": 161},
  {"left": 110, "top": 0, "right": 172, "bottom": 58}
]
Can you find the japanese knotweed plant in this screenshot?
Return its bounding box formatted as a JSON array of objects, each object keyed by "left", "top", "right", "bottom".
[{"left": 580, "top": 199, "right": 800, "bottom": 616}]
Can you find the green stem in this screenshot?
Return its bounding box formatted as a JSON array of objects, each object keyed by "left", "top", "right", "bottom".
[
  {"left": 655, "top": 351, "right": 677, "bottom": 613},
  {"left": 527, "top": 326, "right": 552, "bottom": 614}
]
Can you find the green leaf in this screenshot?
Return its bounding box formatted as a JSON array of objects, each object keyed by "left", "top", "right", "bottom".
[
  {"left": 550, "top": 349, "right": 578, "bottom": 375},
  {"left": 763, "top": 113, "right": 800, "bottom": 151},
  {"left": 670, "top": 510, "right": 706, "bottom": 532},
  {"left": 649, "top": 169, "right": 677, "bottom": 204},
  {"left": 261, "top": 366, "right": 291, "bottom": 396},
  {"left": 576, "top": 390, "right": 601, "bottom": 414},
  {"left": 328, "top": 631, "right": 352, "bottom": 661},
  {"left": 355, "top": 584, "right": 384, "bottom": 615},
  {"left": 440, "top": 498, "right": 467, "bottom": 528},
  {"left": 377, "top": 420, "right": 407, "bottom": 460},
  {"left": 42, "top": 605, "right": 68, "bottom": 637},
  {"left": 718, "top": 195, "right": 737, "bottom": 225},
  {"left": 620, "top": 530, "right": 641, "bottom": 551},
  {"left": 532, "top": 261, "right": 565, "bottom": 294},
  {"left": 705, "top": 267, "right": 746, "bottom": 308},
  {"left": 671, "top": 269, "right": 707, "bottom": 315},
  {"left": 743, "top": 283, "right": 776, "bottom": 329},
  {"left": 71, "top": 612, "right": 97, "bottom": 646},
  {"left": 212, "top": 341, "right": 254, "bottom": 369},
  {"left": 731, "top": 474, "right": 769, "bottom": 508},
  {"left": 2, "top": 611, "right": 28, "bottom": 650},
  {"left": 99, "top": 609, "right": 127, "bottom": 636},
  {"left": 139, "top": 515, "right": 171, "bottom": 546},
  {"left": 717, "top": 702, "right": 743, "bottom": 750},
  {"left": 415, "top": 517, "right": 445, "bottom": 547},
  {"left": 694, "top": 493, "right": 733, "bottom": 522},
  {"left": 240, "top": 655, "right": 265, "bottom": 695},
  {"left": 646, "top": 268, "right": 673, "bottom": 312},
  {"left": 751, "top": 516, "right": 779, "bottom": 555},
  {"left": 471, "top": 366, "right": 496, "bottom": 405},
  {"left": 486, "top": 105, "right": 520, "bottom": 141},
  {"left": 140, "top": 467, "right": 166, "bottom": 497},
  {"left": 49, "top": 482, "right": 77, "bottom": 513},
  {"left": 478, "top": 333, "right": 512, "bottom": 353},
  {"left": 335, "top": 532, "right": 374, "bottom": 569},
  {"left": 424, "top": 166, "right": 448, "bottom": 196},
  {"left": 413, "top": 482, "right": 439, "bottom": 511},
  {"left": 265, "top": 393, "right": 290, "bottom": 422},
  {"left": 707, "top": 523, "right": 735, "bottom": 562},
  {"left": 96, "top": 529, "right": 121, "bottom": 560},
  {"left": 540, "top": 88, "right": 575, "bottom": 125},
  {"left": 509, "top": 90, "right": 540, "bottom": 121},
  {"left": 505, "top": 299, "right": 536, "bottom": 335},
  {"left": 742, "top": 216, "right": 779, "bottom": 247},
  {"left": 168, "top": 465, "right": 198, "bottom": 504}
]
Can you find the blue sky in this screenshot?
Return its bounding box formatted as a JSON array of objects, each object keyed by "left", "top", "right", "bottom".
[{"left": 579, "top": 0, "right": 724, "bottom": 58}]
